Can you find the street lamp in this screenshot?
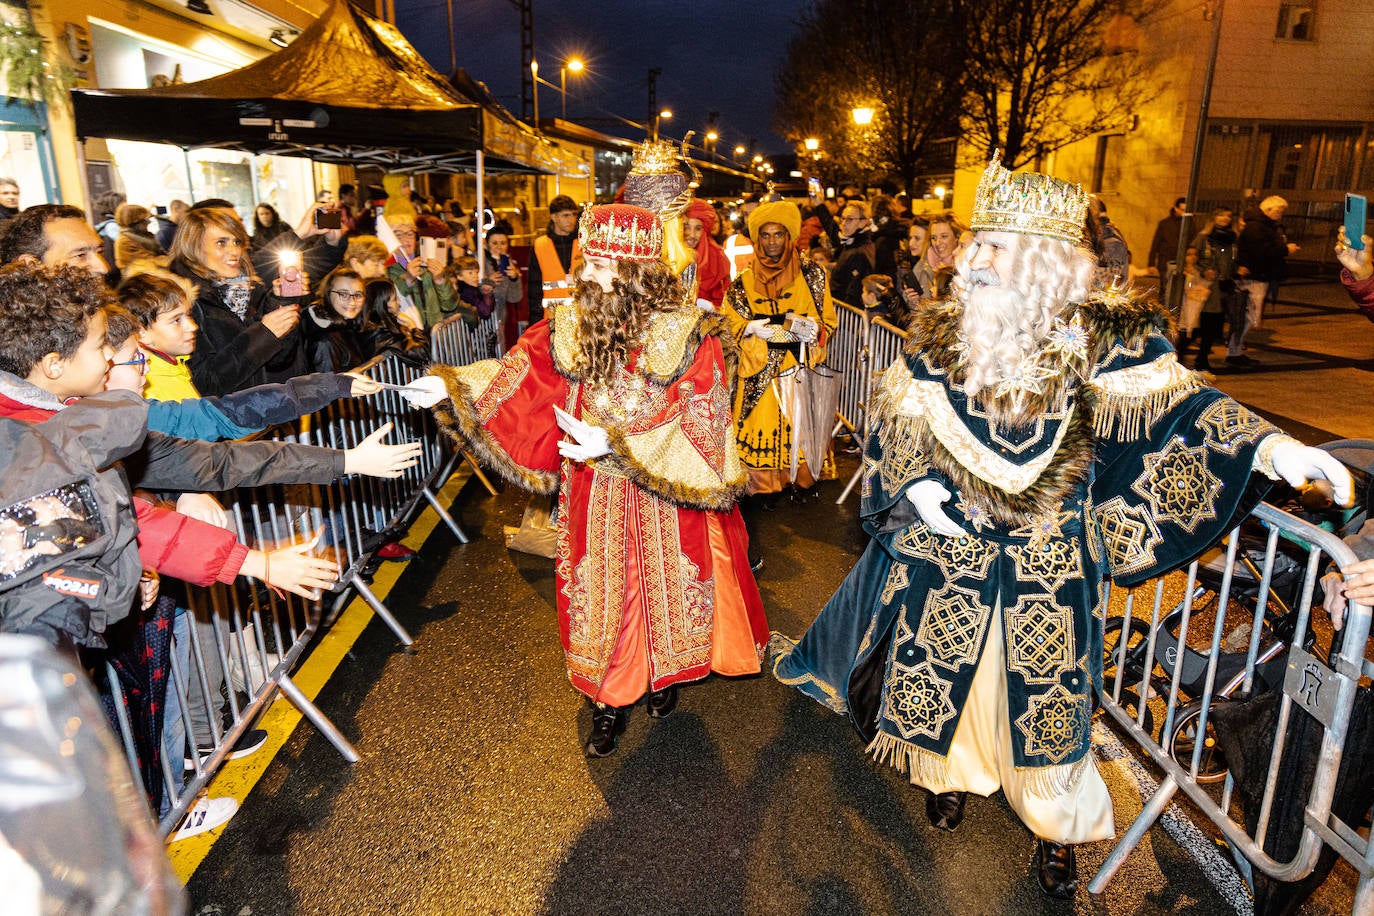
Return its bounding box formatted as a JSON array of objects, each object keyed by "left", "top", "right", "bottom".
[
  {"left": 734, "top": 145, "right": 746, "bottom": 157},
  {"left": 851, "top": 107, "right": 874, "bottom": 125},
  {"left": 660, "top": 109, "right": 673, "bottom": 121},
  {"left": 560, "top": 57, "right": 583, "bottom": 120},
  {"left": 804, "top": 137, "right": 819, "bottom": 151}
]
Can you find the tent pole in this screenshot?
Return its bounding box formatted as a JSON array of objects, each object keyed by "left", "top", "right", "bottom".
[
  {"left": 183, "top": 149, "right": 195, "bottom": 202},
  {"left": 476, "top": 149, "right": 486, "bottom": 281}
]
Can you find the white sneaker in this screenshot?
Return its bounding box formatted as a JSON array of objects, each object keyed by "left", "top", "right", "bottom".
[{"left": 171, "top": 796, "right": 238, "bottom": 841}]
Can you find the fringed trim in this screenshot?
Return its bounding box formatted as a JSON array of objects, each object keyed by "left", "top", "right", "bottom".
[
  {"left": 600, "top": 424, "right": 746, "bottom": 512},
  {"left": 429, "top": 365, "right": 558, "bottom": 496},
  {"left": 1086, "top": 366, "right": 1207, "bottom": 442},
  {"left": 1017, "top": 752, "right": 1093, "bottom": 800},
  {"left": 866, "top": 732, "right": 955, "bottom": 789},
  {"left": 874, "top": 401, "right": 1095, "bottom": 529},
  {"left": 769, "top": 632, "right": 848, "bottom": 714}
]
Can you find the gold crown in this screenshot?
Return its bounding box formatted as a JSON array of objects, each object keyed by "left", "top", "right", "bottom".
[
  {"left": 579, "top": 204, "right": 664, "bottom": 262},
  {"left": 629, "top": 139, "right": 684, "bottom": 176},
  {"left": 970, "top": 152, "right": 1088, "bottom": 245}
]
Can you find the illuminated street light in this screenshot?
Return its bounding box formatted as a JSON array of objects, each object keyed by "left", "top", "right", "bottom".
[
  {"left": 735, "top": 145, "right": 746, "bottom": 156},
  {"left": 851, "top": 107, "right": 874, "bottom": 125},
  {"left": 560, "top": 57, "right": 585, "bottom": 120},
  {"left": 753, "top": 154, "right": 763, "bottom": 164},
  {"left": 531, "top": 59, "right": 540, "bottom": 126},
  {"left": 706, "top": 130, "right": 719, "bottom": 143},
  {"left": 660, "top": 109, "right": 673, "bottom": 120},
  {"left": 804, "top": 137, "right": 819, "bottom": 151},
  {"left": 934, "top": 185, "right": 947, "bottom": 201}
]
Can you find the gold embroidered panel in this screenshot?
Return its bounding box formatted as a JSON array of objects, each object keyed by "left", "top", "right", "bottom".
[
  {"left": 562, "top": 474, "right": 630, "bottom": 684},
  {"left": 878, "top": 422, "right": 932, "bottom": 495},
  {"left": 1129, "top": 438, "right": 1221, "bottom": 535},
  {"left": 461, "top": 358, "right": 513, "bottom": 423},
  {"left": 1197, "top": 398, "right": 1278, "bottom": 457},
  {"left": 913, "top": 582, "right": 991, "bottom": 672},
  {"left": 892, "top": 527, "right": 998, "bottom": 583},
  {"left": 1015, "top": 684, "right": 1090, "bottom": 764},
  {"left": 880, "top": 563, "right": 912, "bottom": 607},
  {"left": 1008, "top": 537, "right": 1082, "bottom": 594},
  {"left": 890, "top": 377, "right": 1073, "bottom": 495},
  {"left": 637, "top": 489, "right": 714, "bottom": 678},
  {"left": 882, "top": 658, "right": 957, "bottom": 741},
  {"left": 1004, "top": 594, "right": 1076, "bottom": 686},
  {"left": 1093, "top": 496, "right": 1163, "bottom": 577}
]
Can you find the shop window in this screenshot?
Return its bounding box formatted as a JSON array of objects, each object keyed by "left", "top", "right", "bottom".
[{"left": 1276, "top": 2, "right": 1316, "bottom": 41}]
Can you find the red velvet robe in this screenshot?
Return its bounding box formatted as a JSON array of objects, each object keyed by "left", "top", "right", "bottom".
[{"left": 433, "top": 303, "right": 768, "bottom": 705}]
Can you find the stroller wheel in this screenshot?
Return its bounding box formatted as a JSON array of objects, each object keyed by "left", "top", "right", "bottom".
[{"left": 1165, "top": 701, "right": 1229, "bottom": 784}]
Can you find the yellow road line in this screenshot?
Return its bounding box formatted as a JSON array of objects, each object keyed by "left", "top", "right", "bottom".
[{"left": 167, "top": 471, "right": 471, "bottom": 880}]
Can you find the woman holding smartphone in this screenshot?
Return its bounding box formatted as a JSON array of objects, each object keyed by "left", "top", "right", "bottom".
[{"left": 167, "top": 206, "right": 309, "bottom": 396}]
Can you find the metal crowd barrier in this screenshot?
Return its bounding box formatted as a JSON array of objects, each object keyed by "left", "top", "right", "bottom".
[
  {"left": 1091, "top": 501, "right": 1374, "bottom": 912},
  {"left": 828, "top": 303, "right": 910, "bottom": 505},
  {"left": 430, "top": 313, "right": 501, "bottom": 366},
  {"left": 100, "top": 349, "right": 487, "bottom": 838}
]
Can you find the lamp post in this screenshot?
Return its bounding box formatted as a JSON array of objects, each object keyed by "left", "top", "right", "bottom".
[
  {"left": 530, "top": 59, "right": 540, "bottom": 127},
  {"left": 560, "top": 57, "right": 583, "bottom": 120}
]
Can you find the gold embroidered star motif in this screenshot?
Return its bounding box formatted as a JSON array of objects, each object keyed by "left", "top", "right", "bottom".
[
  {"left": 1010, "top": 509, "right": 1076, "bottom": 549},
  {"left": 955, "top": 494, "right": 993, "bottom": 533},
  {"left": 1043, "top": 313, "right": 1090, "bottom": 362}
]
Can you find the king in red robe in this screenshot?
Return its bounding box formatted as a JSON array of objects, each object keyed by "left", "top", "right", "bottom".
[{"left": 423, "top": 204, "right": 768, "bottom": 756}]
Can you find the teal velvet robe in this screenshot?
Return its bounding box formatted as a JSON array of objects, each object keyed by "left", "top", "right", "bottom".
[{"left": 772, "top": 292, "right": 1282, "bottom": 783}]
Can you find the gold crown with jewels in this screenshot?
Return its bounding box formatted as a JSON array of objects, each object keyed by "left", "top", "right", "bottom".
[
  {"left": 578, "top": 204, "right": 664, "bottom": 262},
  {"left": 970, "top": 151, "right": 1088, "bottom": 245}
]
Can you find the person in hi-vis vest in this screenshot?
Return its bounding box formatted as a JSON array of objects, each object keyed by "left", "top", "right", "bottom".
[{"left": 528, "top": 195, "right": 581, "bottom": 325}]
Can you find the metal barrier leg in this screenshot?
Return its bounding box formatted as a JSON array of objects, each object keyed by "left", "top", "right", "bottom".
[
  {"left": 836, "top": 461, "right": 865, "bottom": 505},
  {"left": 423, "top": 486, "right": 469, "bottom": 543},
  {"left": 1088, "top": 774, "right": 1180, "bottom": 894},
  {"left": 276, "top": 673, "right": 361, "bottom": 763},
  {"left": 350, "top": 573, "right": 414, "bottom": 646},
  {"left": 463, "top": 451, "right": 499, "bottom": 496}
]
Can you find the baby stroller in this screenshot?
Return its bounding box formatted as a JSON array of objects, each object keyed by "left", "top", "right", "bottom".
[{"left": 1102, "top": 439, "right": 1374, "bottom": 782}]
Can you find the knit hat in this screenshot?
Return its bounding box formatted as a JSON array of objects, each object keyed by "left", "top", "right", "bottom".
[
  {"left": 747, "top": 200, "right": 801, "bottom": 241},
  {"left": 578, "top": 204, "right": 663, "bottom": 262}
]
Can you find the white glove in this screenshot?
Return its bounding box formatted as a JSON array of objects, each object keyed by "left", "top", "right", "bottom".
[
  {"left": 695, "top": 298, "right": 715, "bottom": 311},
  {"left": 905, "top": 480, "right": 967, "bottom": 537},
  {"left": 554, "top": 405, "right": 612, "bottom": 462},
  {"left": 744, "top": 318, "right": 774, "bottom": 340},
  {"left": 1269, "top": 437, "right": 1354, "bottom": 507},
  {"left": 398, "top": 375, "right": 449, "bottom": 409}
]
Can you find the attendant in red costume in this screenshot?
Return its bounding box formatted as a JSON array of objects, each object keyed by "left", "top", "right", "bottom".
[
  {"left": 403, "top": 204, "right": 768, "bottom": 757},
  {"left": 684, "top": 199, "right": 730, "bottom": 310}
]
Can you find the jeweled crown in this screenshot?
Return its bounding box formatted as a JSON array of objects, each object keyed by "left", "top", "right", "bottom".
[
  {"left": 579, "top": 204, "right": 664, "bottom": 262},
  {"left": 970, "top": 152, "right": 1088, "bottom": 245},
  {"left": 629, "top": 140, "right": 684, "bottom": 176}
]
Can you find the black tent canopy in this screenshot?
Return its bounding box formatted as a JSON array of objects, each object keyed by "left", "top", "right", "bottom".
[{"left": 69, "top": 0, "right": 551, "bottom": 175}]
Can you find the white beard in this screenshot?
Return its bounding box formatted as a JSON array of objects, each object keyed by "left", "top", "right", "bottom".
[{"left": 960, "top": 282, "right": 1043, "bottom": 397}]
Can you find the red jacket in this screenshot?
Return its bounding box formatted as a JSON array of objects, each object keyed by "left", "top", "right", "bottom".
[
  {"left": 0, "top": 390, "right": 249, "bottom": 585},
  {"left": 1342, "top": 269, "right": 1374, "bottom": 323},
  {"left": 695, "top": 237, "right": 731, "bottom": 310}
]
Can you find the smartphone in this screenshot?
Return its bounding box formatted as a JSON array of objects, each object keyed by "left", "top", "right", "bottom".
[
  {"left": 154, "top": 205, "right": 168, "bottom": 216},
  {"left": 498, "top": 253, "right": 511, "bottom": 273},
  {"left": 313, "top": 207, "right": 342, "bottom": 230},
  {"left": 1345, "top": 193, "right": 1367, "bottom": 250},
  {"left": 807, "top": 177, "right": 822, "bottom": 199},
  {"left": 278, "top": 250, "right": 304, "bottom": 297},
  {"left": 420, "top": 236, "right": 438, "bottom": 262},
  {"left": 434, "top": 237, "right": 450, "bottom": 265}
]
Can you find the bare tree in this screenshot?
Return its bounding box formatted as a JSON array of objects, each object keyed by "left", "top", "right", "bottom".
[
  {"left": 956, "top": 0, "right": 1166, "bottom": 168},
  {"left": 774, "top": 0, "right": 965, "bottom": 195}
]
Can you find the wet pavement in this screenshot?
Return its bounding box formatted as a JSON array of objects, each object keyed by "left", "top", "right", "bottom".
[{"left": 186, "top": 280, "right": 1374, "bottom": 915}]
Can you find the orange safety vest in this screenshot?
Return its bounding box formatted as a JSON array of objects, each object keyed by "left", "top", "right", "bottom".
[
  {"left": 534, "top": 234, "right": 580, "bottom": 303},
  {"left": 723, "top": 232, "right": 754, "bottom": 280}
]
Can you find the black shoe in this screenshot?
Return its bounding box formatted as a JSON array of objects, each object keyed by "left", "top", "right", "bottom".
[
  {"left": 584, "top": 705, "right": 629, "bottom": 758},
  {"left": 925, "top": 790, "right": 967, "bottom": 831},
  {"left": 1034, "top": 840, "right": 1078, "bottom": 899},
  {"left": 1226, "top": 354, "right": 1260, "bottom": 368},
  {"left": 1194, "top": 359, "right": 1211, "bottom": 372},
  {"left": 646, "top": 685, "right": 679, "bottom": 719},
  {"left": 184, "top": 727, "right": 268, "bottom": 770}
]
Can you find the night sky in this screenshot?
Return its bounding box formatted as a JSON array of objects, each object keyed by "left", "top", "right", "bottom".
[{"left": 393, "top": 0, "right": 811, "bottom": 154}]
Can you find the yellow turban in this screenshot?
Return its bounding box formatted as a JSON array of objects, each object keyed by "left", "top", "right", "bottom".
[{"left": 748, "top": 200, "right": 801, "bottom": 242}]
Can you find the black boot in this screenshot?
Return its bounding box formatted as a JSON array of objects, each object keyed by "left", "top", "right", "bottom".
[
  {"left": 646, "top": 684, "right": 679, "bottom": 719},
  {"left": 584, "top": 704, "right": 629, "bottom": 758},
  {"left": 1034, "top": 839, "right": 1077, "bottom": 899},
  {"left": 925, "top": 790, "right": 967, "bottom": 831}
]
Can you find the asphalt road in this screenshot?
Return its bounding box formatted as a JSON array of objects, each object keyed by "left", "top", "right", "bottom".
[{"left": 187, "top": 281, "right": 1373, "bottom": 915}]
